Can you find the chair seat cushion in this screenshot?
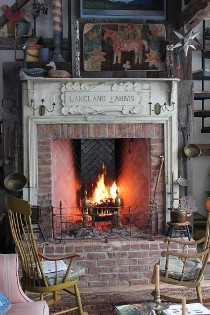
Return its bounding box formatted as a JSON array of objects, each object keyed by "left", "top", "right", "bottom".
[
  {"left": 159, "top": 256, "right": 203, "bottom": 281},
  {"left": 41, "top": 260, "right": 86, "bottom": 286},
  {"left": 0, "top": 292, "right": 11, "bottom": 315}
]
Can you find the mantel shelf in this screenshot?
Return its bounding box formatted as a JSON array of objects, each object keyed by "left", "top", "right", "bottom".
[{"left": 0, "top": 37, "right": 70, "bottom": 51}]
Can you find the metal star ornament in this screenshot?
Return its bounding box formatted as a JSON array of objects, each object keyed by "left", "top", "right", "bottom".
[{"left": 173, "top": 28, "right": 199, "bottom": 56}]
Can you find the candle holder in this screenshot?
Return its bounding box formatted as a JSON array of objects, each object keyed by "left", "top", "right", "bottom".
[{"left": 149, "top": 289, "right": 168, "bottom": 315}]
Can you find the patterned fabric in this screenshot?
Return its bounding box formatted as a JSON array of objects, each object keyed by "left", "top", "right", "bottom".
[
  {"left": 0, "top": 292, "right": 11, "bottom": 315},
  {"left": 44, "top": 261, "right": 86, "bottom": 286},
  {"left": 159, "top": 256, "right": 203, "bottom": 281},
  {"left": 83, "top": 23, "right": 166, "bottom": 72}
]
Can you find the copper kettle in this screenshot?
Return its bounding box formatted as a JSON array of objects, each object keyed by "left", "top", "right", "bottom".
[{"left": 170, "top": 207, "right": 192, "bottom": 223}]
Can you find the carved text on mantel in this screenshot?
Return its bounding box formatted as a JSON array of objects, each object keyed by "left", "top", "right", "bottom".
[{"left": 66, "top": 92, "right": 138, "bottom": 106}]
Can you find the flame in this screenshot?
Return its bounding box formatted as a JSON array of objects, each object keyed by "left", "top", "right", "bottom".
[{"left": 89, "top": 164, "right": 119, "bottom": 204}]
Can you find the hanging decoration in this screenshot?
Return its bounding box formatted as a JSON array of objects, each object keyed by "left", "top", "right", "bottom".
[{"left": 173, "top": 27, "right": 199, "bottom": 57}]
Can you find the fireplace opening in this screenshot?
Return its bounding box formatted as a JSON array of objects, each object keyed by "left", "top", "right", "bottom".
[
  {"left": 51, "top": 137, "right": 160, "bottom": 239},
  {"left": 52, "top": 138, "right": 151, "bottom": 208}
]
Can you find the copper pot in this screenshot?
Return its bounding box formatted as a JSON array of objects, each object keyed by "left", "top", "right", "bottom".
[{"left": 170, "top": 208, "right": 192, "bottom": 223}]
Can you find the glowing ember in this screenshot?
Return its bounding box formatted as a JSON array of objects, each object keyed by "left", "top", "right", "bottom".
[{"left": 89, "top": 164, "right": 119, "bottom": 204}]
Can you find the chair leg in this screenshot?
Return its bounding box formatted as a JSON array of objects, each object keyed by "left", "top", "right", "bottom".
[
  {"left": 74, "top": 284, "right": 88, "bottom": 315},
  {"left": 196, "top": 287, "right": 203, "bottom": 303}
]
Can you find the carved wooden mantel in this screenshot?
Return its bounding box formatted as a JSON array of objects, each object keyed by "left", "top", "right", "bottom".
[{"left": 24, "top": 77, "right": 178, "bottom": 118}]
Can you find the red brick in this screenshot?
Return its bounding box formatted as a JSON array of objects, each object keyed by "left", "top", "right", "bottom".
[
  {"left": 135, "top": 123, "right": 142, "bottom": 137},
  {"left": 94, "top": 244, "right": 104, "bottom": 251},
  {"left": 65, "top": 243, "right": 75, "bottom": 252},
  {"left": 79, "top": 260, "right": 97, "bottom": 267},
  {"left": 130, "top": 278, "right": 150, "bottom": 285},
  {"left": 97, "top": 259, "right": 117, "bottom": 266},
  {"left": 53, "top": 125, "right": 61, "bottom": 138},
  {"left": 100, "top": 124, "right": 108, "bottom": 138},
  {"left": 121, "top": 124, "right": 128, "bottom": 137},
  {"left": 88, "top": 281, "right": 108, "bottom": 287},
  {"left": 140, "top": 243, "right": 150, "bottom": 250},
  {"left": 87, "top": 253, "right": 108, "bottom": 260},
  {"left": 94, "top": 124, "right": 101, "bottom": 138},
  {"left": 45, "top": 125, "right": 55, "bottom": 138},
  {"left": 121, "top": 243, "right": 131, "bottom": 250},
  {"left": 74, "top": 244, "right": 84, "bottom": 252},
  {"left": 108, "top": 124, "right": 115, "bottom": 138},
  {"left": 61, "top": 124, "right": 67, "bottom": 138},
  {"left": 130, "top": 243, "right": 141, "bottom": 250},
  {"left": 89, "top": 266, "right": 110, "bottom": 273},
  {"left": 108, "top": 252, "right": 128, "bottom": 258},
  {"left": 74, "top": 124, "right": 81, "bottom": 138},
  {"left": 67, "top": 124, "right": 74, "bottom": 138},
  {"left": 129, "top": 265, "right": 148, "bottom": 272},
  {"left": 83, "top": 243, "right": 94, "bottom": 251},
  {"left": 54, "top": 244, "right": 65, "bottom": 253},
  {"left": 149, "top": 242, "right": 160, "bottom": 250},
  {"left": 128, "top": 251, "right": 149, "bottom": 258},
  {"left": 138, "top": 257, "right": 159, "bottom": 265},
  {"left": 38, "top": 152, "right": 51, "bottom": 159},
  {"left": 44, "top": 245, "right": 55, "bottom": 254},
  {"left": 115, "top": 124, "right": 123, "bottom": 138},
  {"left": 110, "top": 266, "right": 129, "bottom": 273},
  {"left": 81, "top": 124, "right": 89, "bottom": 138},
  {"left": 98, "top": 273, "right": 119, "bottom": 281},
  {"left": 88, "top": 124, "right": 95, "bottom": 138},
  {"left": 118, "top": 259, "right": 138, "bottom": 265},
  {"left": 128, "top": 124, "right": 135, "bottom": 137},
  {"left": 119, "top": 272, "right": 139, "bottom": 280}
]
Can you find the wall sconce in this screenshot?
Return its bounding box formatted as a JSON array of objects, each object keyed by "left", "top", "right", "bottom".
[
  {"left": 31, "top": 98, "right": 55, "bottom": 116},
  {"left": 150, "top": 102, "right": 175, "bottom": 115}
]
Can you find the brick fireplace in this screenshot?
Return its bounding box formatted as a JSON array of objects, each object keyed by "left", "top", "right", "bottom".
[{"left": 21, "top": 77, "right": 181, "bottom": 287}]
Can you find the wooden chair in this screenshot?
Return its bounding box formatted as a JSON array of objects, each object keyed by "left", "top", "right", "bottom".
[
  {"left": 152, "top": 210, "right": 210, "bottom": 303},
  {"left": 6, "top": 194, "right": 88, "bottom": 315}
]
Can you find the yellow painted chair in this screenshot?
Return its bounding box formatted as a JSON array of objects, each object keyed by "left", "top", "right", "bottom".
[{"left": 6, "top": 194, "right": 88, "bottom": 315}]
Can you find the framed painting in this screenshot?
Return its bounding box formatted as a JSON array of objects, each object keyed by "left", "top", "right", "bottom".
[
  {"left": 83, "top": 23, "right": 166, "bottom": 72},
  {"left": 80, "top": 0, "right": 166, "bottom": 20}
]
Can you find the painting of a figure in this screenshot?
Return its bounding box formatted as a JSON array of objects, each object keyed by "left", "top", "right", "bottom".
[
  {"left": 80, "top": 0, "right": 166, "bottom": 20},
  {"left": 83, "top": 23, "right": 166, "bottom": 72}
]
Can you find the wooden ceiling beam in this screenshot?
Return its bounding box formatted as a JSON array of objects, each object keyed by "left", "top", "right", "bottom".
[
  {"left": 179, "top": 0, "right": 210, "bottom": 31},
  {"left": 0, "top": 0, "right": 30, "bottom": 27}
]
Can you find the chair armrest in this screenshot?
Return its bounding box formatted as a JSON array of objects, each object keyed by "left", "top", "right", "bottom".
[
  {"left": 0, "top": 254, "right": 32, "bottom": 304},
  {"left": 164, "top": 236, "right": 205, "bottom": 247},
  {"left": 161, "top": 248, "right": 209, "bottom": 260},
  {"left": 38, "top": 253, "right": 80, "bottom": 261}
]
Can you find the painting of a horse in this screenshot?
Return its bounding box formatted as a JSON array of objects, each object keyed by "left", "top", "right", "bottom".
[
  {"left": 83, "top": 23, "right": 166, "bottom": 71},
  {"left": 103, "top": 29, "right": 149, "bottom": 64}
]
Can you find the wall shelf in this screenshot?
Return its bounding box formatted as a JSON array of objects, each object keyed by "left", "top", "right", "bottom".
[{"left": 193, "top": 20, "right": 210, "bottom": 133}]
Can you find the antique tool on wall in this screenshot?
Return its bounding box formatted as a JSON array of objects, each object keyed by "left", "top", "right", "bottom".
[
  {"left": 151, "top": 155, "right": 164, "bottom": 235},
  {"left": 4, "top": 126, "right": 14, "bottom": 166},
  {"left": 152, "top": 155, "right": 164, "bottom": 205},
  {"left": 177, "top": 152, "right": 188, "bottom": 186},
  {"left": 184, "top": 143, "right": 210, "bottom": 158},
  {"left": 4, "top": 125, "right": 27, "bottom": 192}
]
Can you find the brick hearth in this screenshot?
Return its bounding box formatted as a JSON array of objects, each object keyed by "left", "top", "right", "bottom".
[{"left": 43, "top": 237, "right": 193, "bottom": 288}]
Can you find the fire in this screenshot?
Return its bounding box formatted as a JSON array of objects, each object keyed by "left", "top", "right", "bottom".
[{"left": 89, "top": 164, "right": 119, "bottom": 204}]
